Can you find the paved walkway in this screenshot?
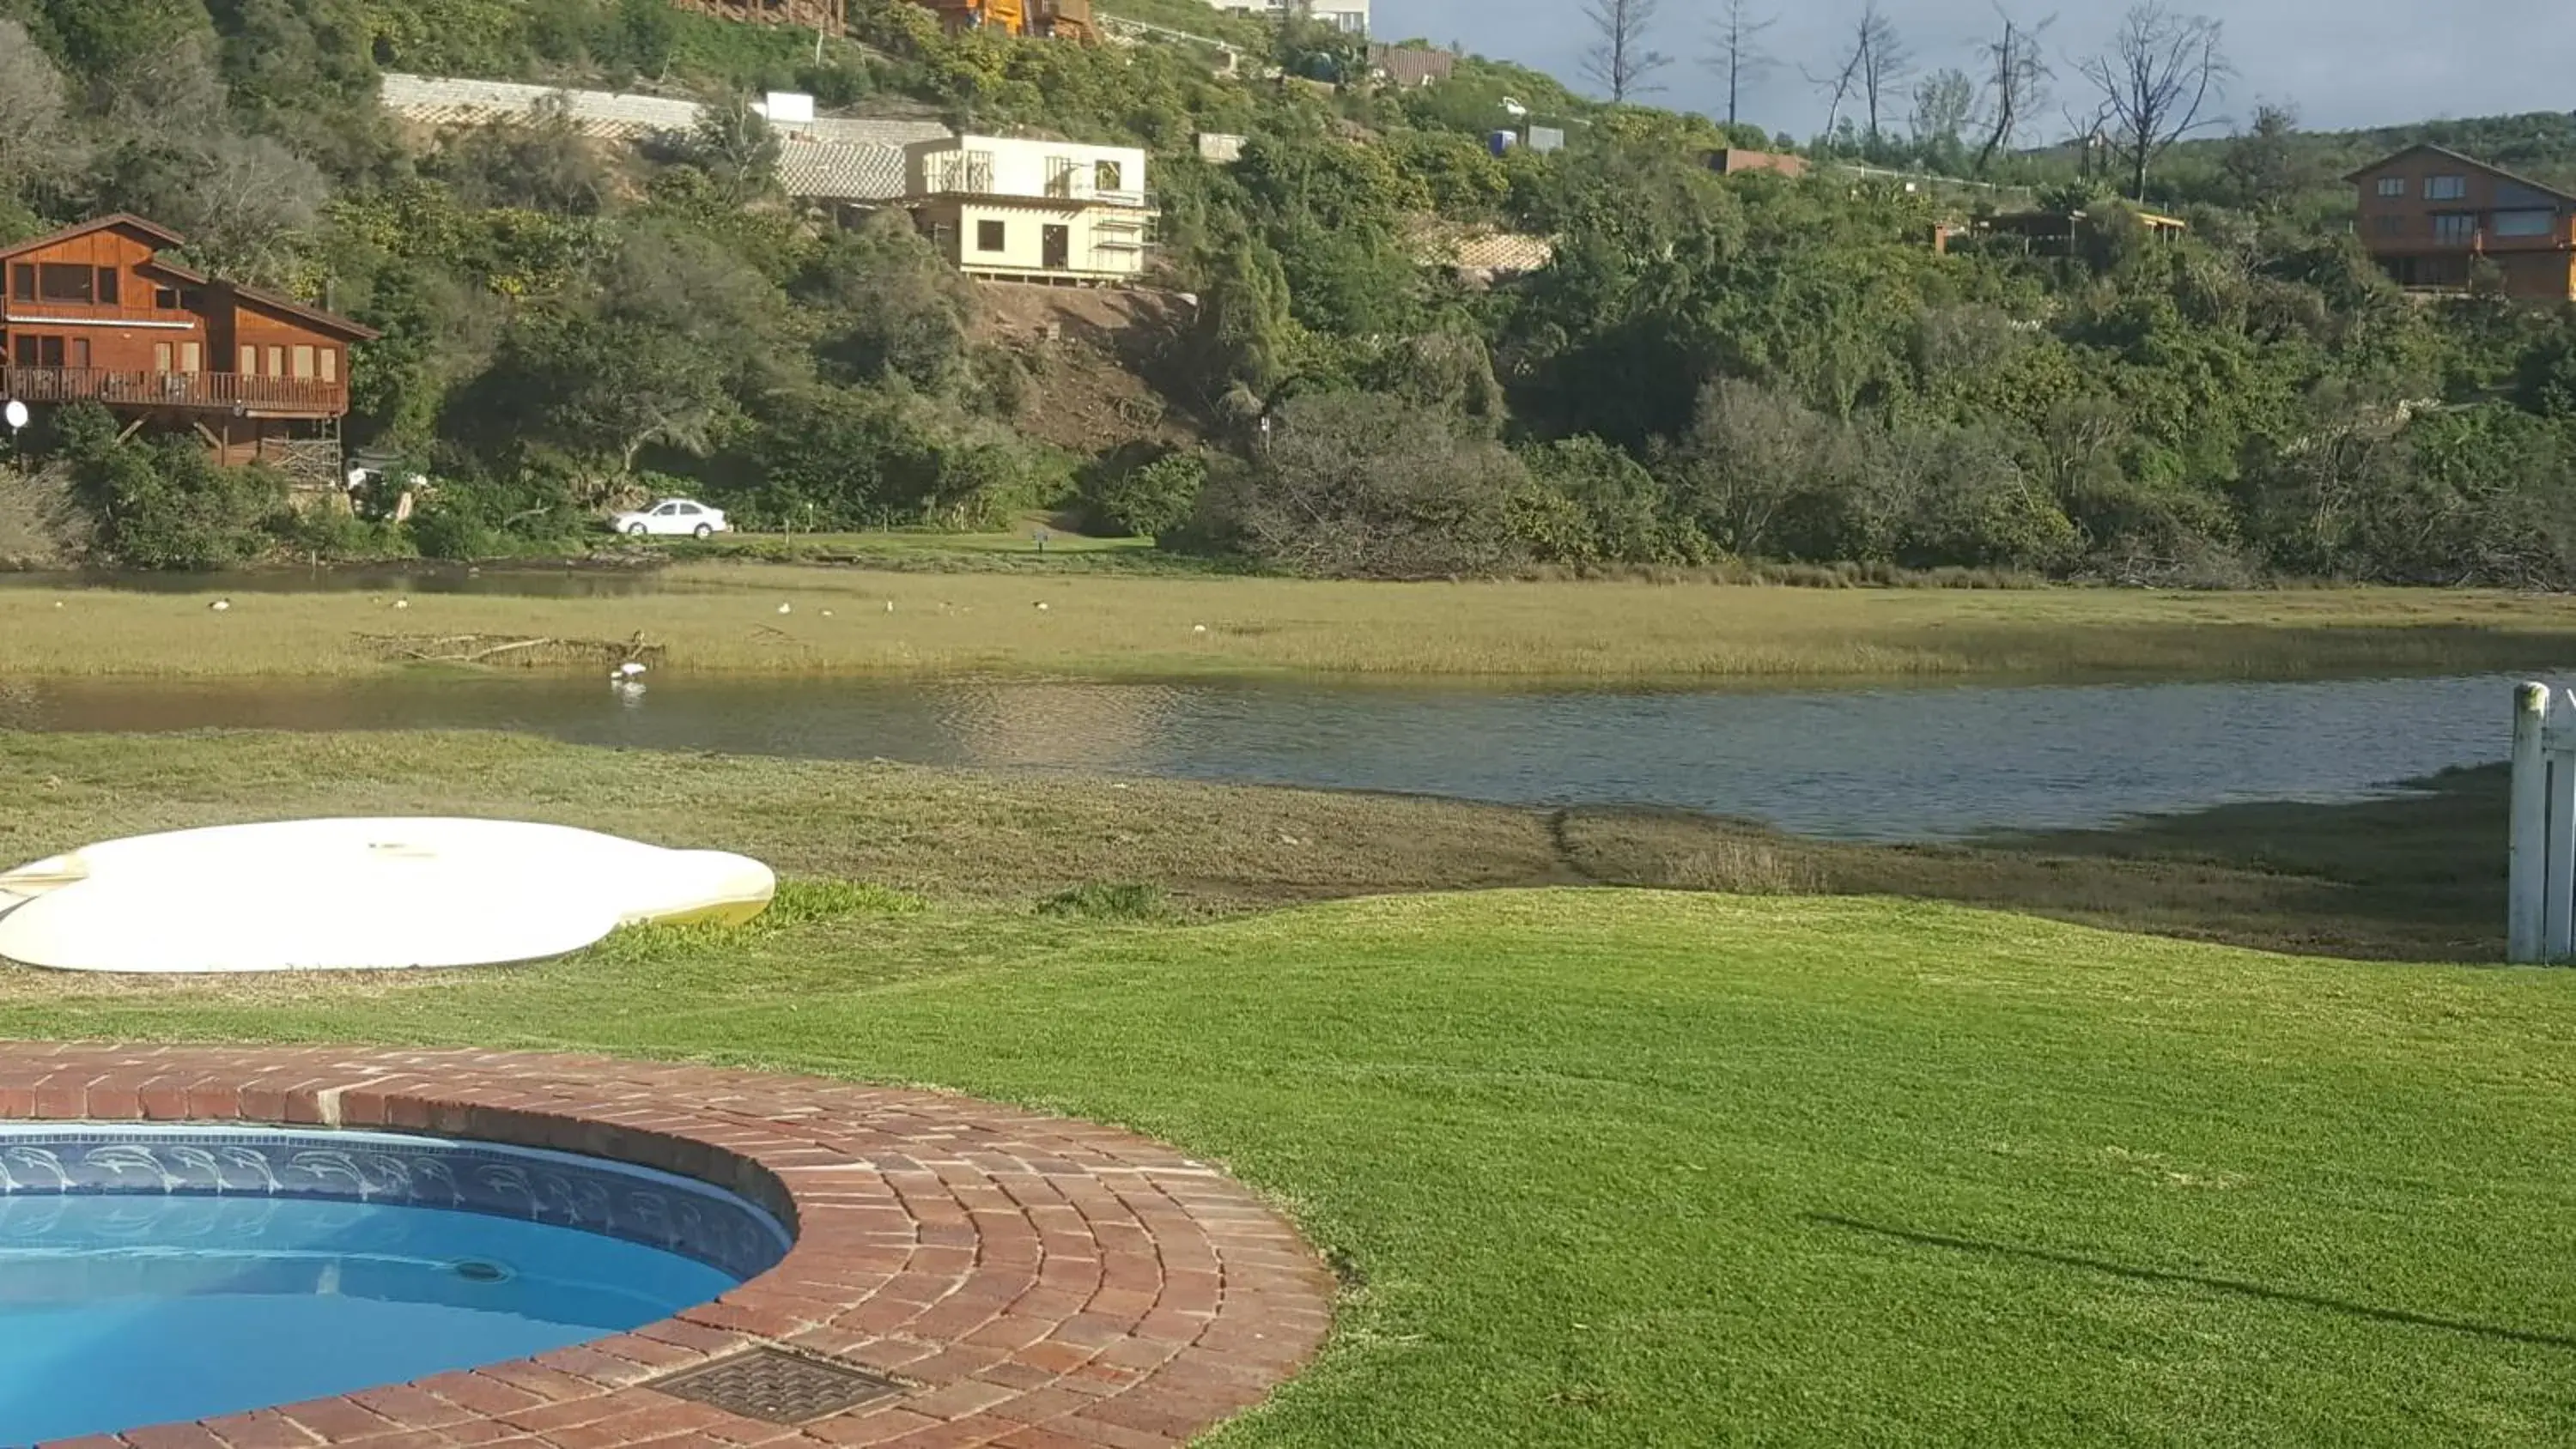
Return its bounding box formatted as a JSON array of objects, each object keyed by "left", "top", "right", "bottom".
[{"left": 3, "top": 1045, "right": 1334, "bottom": 1448}]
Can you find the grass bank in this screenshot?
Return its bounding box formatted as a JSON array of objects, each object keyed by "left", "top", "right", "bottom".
[
  {"left": 10, "top": 569, "right": 2576, "bottom": 681},
  {"left": 0, "top": 730, "right": 2508, "bottom": 966},
  {"left": 0, "top": 734, "right": 2565, "bottom": 1443}
]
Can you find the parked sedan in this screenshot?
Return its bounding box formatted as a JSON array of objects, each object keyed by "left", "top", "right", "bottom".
[{"left": 611, "top": 499, "right": 729, "bottom": 538}]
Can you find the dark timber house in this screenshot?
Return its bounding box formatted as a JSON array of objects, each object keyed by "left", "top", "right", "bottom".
[{"left": 0, "top": 215, "right": 378, "bottom": 484}]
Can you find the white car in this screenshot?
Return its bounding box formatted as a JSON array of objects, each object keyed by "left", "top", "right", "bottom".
[{"left": 611, "top": 499, "right": 730, "bottom": 539}]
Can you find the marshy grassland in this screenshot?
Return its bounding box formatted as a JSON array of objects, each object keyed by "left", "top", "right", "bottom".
[
  {"left": 9, "top": 567, "right": 2576, "bottom": 680},
  {"left": 15, "top": 563, "right": 2576, "bottom": 684},
  {"left": 0, "top": 731, "right": 2565, "bottom": 1444}
]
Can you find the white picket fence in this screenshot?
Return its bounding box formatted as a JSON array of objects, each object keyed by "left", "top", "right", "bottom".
[{"left": 2508, "top": 681, "right": 2576, "bottom": 961}]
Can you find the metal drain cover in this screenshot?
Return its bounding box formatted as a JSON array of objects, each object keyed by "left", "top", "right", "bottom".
[{"left": 646, "top": 1347, "right": 907, "bottom": 1423}]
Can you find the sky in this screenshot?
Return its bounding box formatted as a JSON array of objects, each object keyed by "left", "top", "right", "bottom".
[{"left": 1375, "top": 0, "right": 2562, "bottom": 141}]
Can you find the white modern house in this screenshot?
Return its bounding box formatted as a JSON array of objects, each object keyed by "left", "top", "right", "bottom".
[
  {"left": 899, "top": 136, "right": 1153, "bottom": 283},
  {"left": 1204, "top": 0, "right": 1367, "bottom": 33}
]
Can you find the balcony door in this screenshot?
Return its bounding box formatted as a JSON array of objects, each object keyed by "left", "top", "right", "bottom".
[{"left": 1042, "top": 225, "right": 1071, "bottom": 270}]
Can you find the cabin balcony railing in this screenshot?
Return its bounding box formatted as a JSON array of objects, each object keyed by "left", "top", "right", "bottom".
[{"left": 0, "top": 367, "right": 345, "bottom": 415}]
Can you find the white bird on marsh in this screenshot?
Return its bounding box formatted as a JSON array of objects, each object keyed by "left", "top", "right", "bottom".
[
  {"left": 393, "top": 597, "right": 410, "bottom": 610},
  {"left": 821, "top": 609, "right": 834, "bottom": 618},
  {"left": 52, "top": 601, "right": 63, "bottom": 609},
  {"left": 1035, "top": 601, "right": 1049, "bottom": 611},
  {"left": 776, "top": 603, "right": 793, "bottom": 615},
  {"left": 885, "top": 600, "right": 896, "bottom": 613},
  {"left": 1193, "top": 623, "right": 1207, "bottom": 634},
  {"left": 616, "top": 661, "right": 647, "bottom": 679},
  {"left": 209, "top": 599, "right": 230, "bottom": 612}
]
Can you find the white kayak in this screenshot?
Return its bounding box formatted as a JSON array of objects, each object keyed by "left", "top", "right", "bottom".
[{"left": 0, "top": 818, "right": 775, "bottom": 974}]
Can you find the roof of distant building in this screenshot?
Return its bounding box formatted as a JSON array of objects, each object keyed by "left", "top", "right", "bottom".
[{"left": 377, "top": 74, "right": 946, "bottom": 206}]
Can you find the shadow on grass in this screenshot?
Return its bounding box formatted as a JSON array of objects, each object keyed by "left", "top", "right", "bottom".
[{"left": 1808, "top": 1214, "right": 2576, "bottom": 1351}]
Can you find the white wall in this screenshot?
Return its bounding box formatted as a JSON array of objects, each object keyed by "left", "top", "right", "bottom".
[
  {"left": 945, "top": 203, "right": 1147, "bottom": 279},
  {"left": 1203, "top": 0, "right": 1367, "bottom": 32},
  {"left": 905, "top": 136, "right": 1150, "bottom": 203}
]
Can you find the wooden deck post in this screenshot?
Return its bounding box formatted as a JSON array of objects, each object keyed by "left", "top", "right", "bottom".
[{"left": 2511, "top": 682, "right": 2551, "bottom": 962}]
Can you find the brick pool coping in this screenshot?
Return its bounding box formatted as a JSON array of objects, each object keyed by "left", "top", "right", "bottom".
[{"left": 2, "top": 1044, "right": 1337, "bottom": 1449}]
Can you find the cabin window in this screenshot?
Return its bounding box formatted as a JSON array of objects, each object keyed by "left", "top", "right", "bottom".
[
  {"left": 68, "top": 336, "right": 87, "bottom": 368},
  {"left": 977, "top": 219, "right": 1006, "bottom": 252},
  {"left": 154, "top": 343, "right": 173, "bottom": 371},
  {"left": 95, "top": 268, "right": 118, "bottom": 305},
  {"left": 2495, "top": 209, "right": 2556, "bottom": 238},
  {"left": 36, "top": 264, "right": 93, "bottom": 303},
  {"left": 2433, "top": 213, "right": 2478, "bottom": 244},
  {"left": 2426, "top": 175, "right": 2468, "bottom": 201},
  {"left": 2376, "top": 177, "right": 2405, "bottom": 197},
  {"left": 182, "top": 341, "right": 201, "bottom": 373},
  {"left": 8, "top": 264, "right": 30, "bottom": 300},
  {"left": 11, "top": 335, "right": 33, "bottom": 366},
  {"left": 1096, "top": 160, "right": 1123, "bottom": 193},
  {"left": 181, "top": 288, "right": 204, "bottom": 310},
  {"left": 154, "top": 287, "right": 179, "bottom": 309},
  {"left": 318, "top": 347, "right": 337, "bottom": 383},
  {"left": 23, "top": 336, "right": 64, "bottom": 367},
  {"left": 265, "top": 345, "right": 283, "bottom": 377},
  {"left": 290, "top": 344, "right": 314, "bottom": 379}
]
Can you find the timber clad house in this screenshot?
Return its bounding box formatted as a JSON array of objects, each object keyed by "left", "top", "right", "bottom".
[
  {"left": 2348, "top": 144, "right": 2576, "bottom": 301},
  {"left": 0, "top": 215, "right": 377, "bottom": 482}
]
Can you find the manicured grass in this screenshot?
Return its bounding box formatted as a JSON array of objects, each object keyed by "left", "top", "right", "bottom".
[
  {"left": 5, "top": 888, "right": 2572, "bottom": 1444},
  {"left": 11, "top": 569, "right": 2576, "bottom": 682},
  {"left": 2, "top": 731, "right": 2567, "bottom": 1440}
]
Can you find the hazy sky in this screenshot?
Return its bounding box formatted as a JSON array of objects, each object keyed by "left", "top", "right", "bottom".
[{"left": 1376, "top": 0, "right": 2555, "bottom": 140}]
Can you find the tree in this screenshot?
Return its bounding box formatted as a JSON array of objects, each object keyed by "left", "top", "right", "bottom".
[
  {"left": 1911, "top": 69, "right": 1977, "bottom": 155},
  {"left": 2218, "top": 104, "right": 2315, "bottom": 215},
  {"left": 2076, "top": 3, "right": 2231, "bottom": 202},
  {"left": 794, "top": 211, "right": 973, "bottom": 391},
  {"left": 677, "top": 96, "right": 781, "bottom": 204},
  {"left": 1704, "top": 0, "right": 1777, "bottom": 129},
  {"left": 1814, "top": 3, "right": 1911, "bottom": 147},
  {"left": 1973, "top": 9, "right": 2053, "bottom": 177},
  {"left": 1194, "top": 393, "right": 1529, "bottom": 578},
  {"left": 1582, "top": 0, "right": 1671, "bottom": 105}
]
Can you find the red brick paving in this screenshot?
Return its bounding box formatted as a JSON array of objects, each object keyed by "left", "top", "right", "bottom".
[{"left": 0, "top": 1046, "right": 1337, "bottom": 1448}]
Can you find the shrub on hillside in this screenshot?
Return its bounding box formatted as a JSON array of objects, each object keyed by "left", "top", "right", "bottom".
[
  {"left": 1193, "top": 393, "right": 1526, "bottom": 579},
  {"left": 1081, "top": 450, "right": 1206, "bottom": 539}
]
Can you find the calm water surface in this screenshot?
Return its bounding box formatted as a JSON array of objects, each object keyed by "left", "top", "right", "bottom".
[{"left": 0, "top": 671, "right": 2543, "bottom": 840}]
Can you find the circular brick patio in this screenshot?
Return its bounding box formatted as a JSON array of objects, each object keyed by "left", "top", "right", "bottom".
[{"left": 0, "top": 1044, "right": 1337, "bottom": 1449}]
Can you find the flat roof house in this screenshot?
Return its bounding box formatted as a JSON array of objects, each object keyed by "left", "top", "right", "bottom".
[
  {"left": 2347, "top": 144, "right": 2576, "bottom": 301},
  {"left": 901, "top": 136, "right": 1153, "bottom": 283},
  {"left": 0, "top": 215, "right": 377, "bottom": 482}
]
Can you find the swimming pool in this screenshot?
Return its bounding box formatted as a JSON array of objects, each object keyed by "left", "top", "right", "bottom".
[{"left": 0, "top": 1124, "right": 792, "bottom": 1443}]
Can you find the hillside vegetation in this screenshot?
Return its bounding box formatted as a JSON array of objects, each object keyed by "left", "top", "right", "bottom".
[{"left": 4, "top": 0, "right": 2576, "bottom": 588}]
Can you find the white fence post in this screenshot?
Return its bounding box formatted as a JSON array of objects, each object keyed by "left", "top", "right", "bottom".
[{"left": 2510, "top": 682, "right": 2549, "bottom": 962}]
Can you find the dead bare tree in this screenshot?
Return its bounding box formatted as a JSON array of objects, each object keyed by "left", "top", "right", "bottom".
[
  {"left": 1973, "top": 9, "right": 2055, "bottom": 177},
  {"left": 1813, "top": 3, "right": 1912, "bottom": 146},
  {"left": 1583, "top": 0, "right": 1673, "bottom": 104},
  {"left": 2075, "top": 3, "right": 2231, "bottom": 201},
  {"left": 1705, "top": 0, "right": 1777, "bottom": 129}
]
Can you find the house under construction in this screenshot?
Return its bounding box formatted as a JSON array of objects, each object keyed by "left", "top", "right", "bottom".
[{"left": 672, "top": 0, "right": 1094, "bottom": 40}]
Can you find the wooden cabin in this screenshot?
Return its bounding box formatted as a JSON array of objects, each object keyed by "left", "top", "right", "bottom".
[{"left": 0, "top": 215, "right": 377, "bottom": 482}]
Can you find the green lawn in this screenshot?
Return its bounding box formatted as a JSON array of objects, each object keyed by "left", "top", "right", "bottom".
[{"left": 9, "top": 884, "right": 2573, "bottom": 1444}]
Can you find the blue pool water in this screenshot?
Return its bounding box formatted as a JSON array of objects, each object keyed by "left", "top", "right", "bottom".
[{"left": 0, "top": 1126, "right": 791, "bottom": 1444}]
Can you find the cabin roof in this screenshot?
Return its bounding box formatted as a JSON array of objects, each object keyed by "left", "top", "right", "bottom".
[
  {"left": 0, "top": 213, "right": 187, "bottom": 260},
  {"left": 137, "top": 258, "right": 382, "bottom": 343},
  {"left": 2344, "top": 143, "right": 2576, "bottom": 203}
]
